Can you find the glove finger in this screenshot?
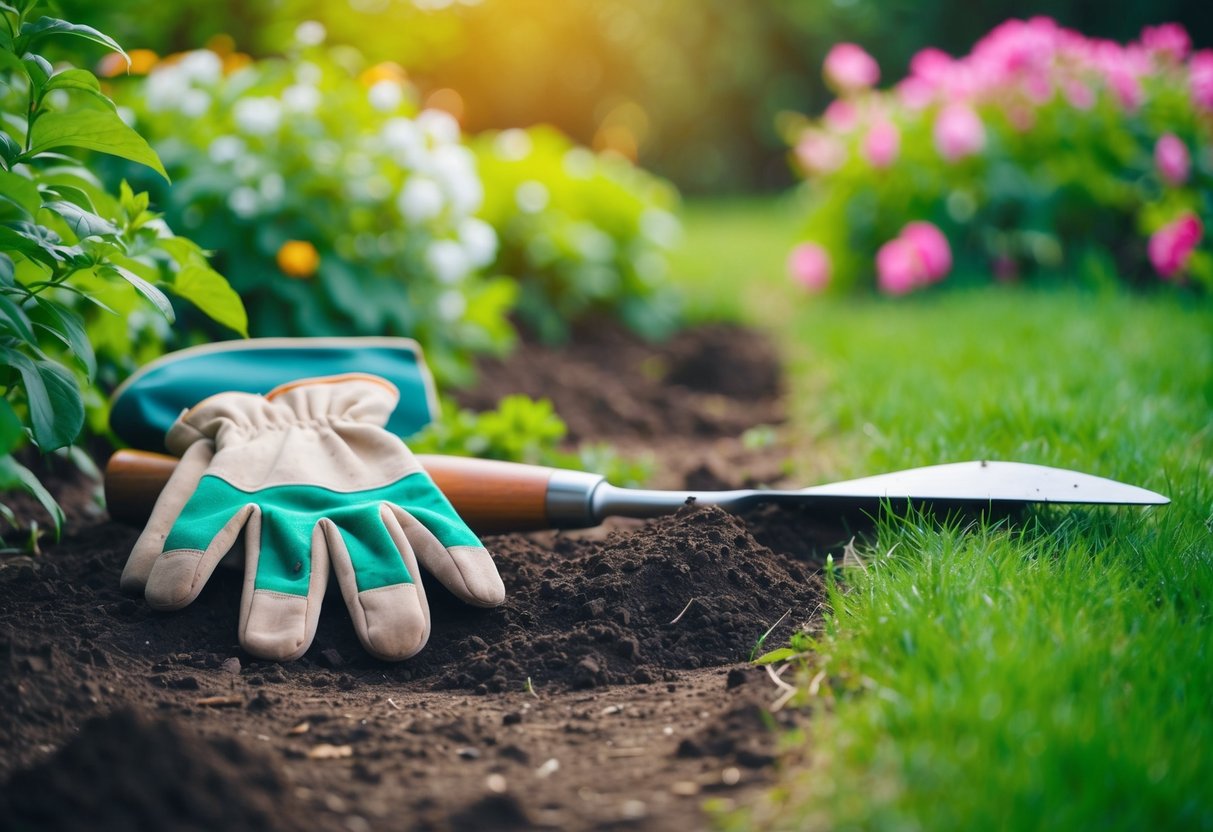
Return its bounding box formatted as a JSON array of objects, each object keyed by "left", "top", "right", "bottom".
[
  {"left": 238, "top": 511, "right": 328, "bottom": 662},
  {"left": 143, "top": 501, "right": 256, "bottom": 612},
  {"left": 388, "top": 504, "right": 505, "bottom": 608},
  {"left": 121, "top": 441, "right": 214, "bottom": 594},
  {"left": 324, "top": 506, "right": 429, "bottom": 661}
]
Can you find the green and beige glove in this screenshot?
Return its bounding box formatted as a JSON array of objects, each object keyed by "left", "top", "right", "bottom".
[{"left": 120, "top": 374, "right": 505, "bottom": 662}]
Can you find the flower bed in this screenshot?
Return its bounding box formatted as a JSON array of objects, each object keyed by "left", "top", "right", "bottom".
[{"left": 786, "top": 18, "right": 1212, "bottom": 295}]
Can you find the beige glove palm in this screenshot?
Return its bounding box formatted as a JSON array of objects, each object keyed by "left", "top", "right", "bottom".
[{"left": 120, "top": 374, "right": 505, "bottom": 661}]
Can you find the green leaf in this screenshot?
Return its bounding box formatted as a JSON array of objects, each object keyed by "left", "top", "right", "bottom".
[
  {"left": 0, "top": 252, "right": 13, "bottom": 285},
  {"left": 0, "top": 170, "right": 40, "bottom": 215},
  {"left": 0, "top": 453, "right": 64, "bottom": 536},
  {"left": 29, "top": 298, "right": 94, "bottom": 380},
  {"left": 19, "top": 18, "right": 128, "bottom": 63},
  {"left": 25, "top": 110, "right": 168, "bottom": 182},
  {"left": 0, "top": 220, "right": 65, "bottom": 263},
  {"left": 0, "top": 346, "right": 83, "bottom": 450},
  {"left": 22, "top": 53, "right": 51, "bottom": 93},
  {"left": 39, "top": 183, "right": 96, "bottom": 212},
  {"left": 172, "top": 263, "right": 248, "bottom": 336},
  {"left": 0, "top": 397, "right": 23, "bottom": 455},
  {"left": 0, "top": 132, "right": 21, "bottom": 167},
  {"left": 43, "top": 199, "right": 120, "bottom": 239},
  {"left": 752, "top": 647, "right": 799, "bottom": 665},
  {"left": 43, "top": 68, "right": 115, "bottom": 110},
  {"left": 0, "top": 291, "right": 34, "bottom": 341},
  {"left": 99, "top": 263, "right": 175, "bottom": 322}
]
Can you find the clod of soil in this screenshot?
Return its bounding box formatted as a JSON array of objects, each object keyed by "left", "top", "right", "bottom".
[
  {"left": 0, "top": 709, "right": 304, "bottom": 832},
  {"left": 426, "top": 505, "right": 822, "bottom": 693}
]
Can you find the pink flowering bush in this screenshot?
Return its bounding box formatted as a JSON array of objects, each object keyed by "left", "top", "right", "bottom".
[{"left": 786, "top": 19, "right": 1213, "bottom": 295}]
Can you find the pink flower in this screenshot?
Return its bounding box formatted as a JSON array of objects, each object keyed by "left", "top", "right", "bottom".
[
  {"left": 787, "top": 243, "right": 831, "bottom": 292},
  {"left": 1191, "top": 50, "right": 1213, "bottom": 111},
  {"left": 1141, "top": 23, "right": 1190, "bottom": 62},
  {"left": 823, "top": 99, "right": 859, "bottom": 133},
  {"left": 1154, "top": 134, "right": 1191, "bottom": 186},
  {"left": 1107, "top": 66, "right": 1144, "bottom": 110},
  {"left": 901, "top": 221, "right": 952, "bottom": 281},
  {"left": 1148, "top": 213, "right": 1204, "bottom": 279},
  {"left": 933, "top": 103, "right": 986, "bottom": 162},
  {"left": 1062, "top": 79, "right": 1095, "bottom": 110},
  {"left": 862, "top": 119, "right": 901, "bottom": 169},
  {"left": 896, "top": 76, "right": 935, "bottom": 110},
  {"left": 795, "top": 130, "right": 846, "bottom": 175},
  {"left": 910, "top": 48, "right": 954, "bottom": 87},
  {"left": 876, "top": 237, "right": 925, "bottom": 295},
  {"left": 824, "top": 43, "right": 880, "bottom": 92}
]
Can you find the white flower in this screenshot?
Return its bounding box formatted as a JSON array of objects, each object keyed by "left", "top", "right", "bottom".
[
  {"left": 295, "top": 61, "right": 323, "bottom": 85},
  {"left": 436, "top": 289, "right": 467, "bottom": 321},
  {"left": 573, "top": 223, "right": 615, "bottom": 261},
  {"left": 428, "top": 144, "right": 482, "bottom": 215},
  {"left": 227, "top": 186, "right": 259, "bottom": 218},
  {"left": 234, "top": 154, "right": 261, "bottom": 181},
  {"left": 233, "top": 97, "right": 282, "bottom": 136},
  {"left": 562, "top": 148, "right": 595, "bottom": 178},
  {"left": 493, "top": 128, "right": 532, "bottom": 161},
  {"left": 382, "top": 118, "right": 424, "bottom": 168},
  {"left": 177, "top": 50, "right": 223, "bottom": 85},
  {"left": 515, "top": 180, "right": 549, "bottom": 214},
  {"left": 282, "top": 84, "right": 321, "bottom": 114},
  {"left": 208, "top": 135, "right": 246, "bottom": 164},
  {"left": 426, "top": 239, "right": 469, "bottom": 284},
  {"left": 144, "top": 68, "right": 188, "bottom": 112},
  {"left": 179, "top": 89, "right": 212, "bottom": 118},
  {"left": 397, "top": 177, "right": 445, "bottom": 223},
  {"left": 294, "top": 21, "right": 327, "bottom": 47},
  {"left": 259, "top": 172, "right": 285, "bottom": 203},
  {"left": 639, "top": 208, "right": 681, "bottom": 249},
  {"left": 416, "top": 109, "right": 461, "bottom": 146},
  {"left": 458, "top": 217, "right": 498, "bottom": 268},
  {"left": 368, "top": 80, "right": 404, "bottom": 113}
]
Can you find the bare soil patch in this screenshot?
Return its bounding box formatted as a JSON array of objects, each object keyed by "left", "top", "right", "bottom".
[{"left": 1, "top": 324, "right": 849, "bottom": 831}]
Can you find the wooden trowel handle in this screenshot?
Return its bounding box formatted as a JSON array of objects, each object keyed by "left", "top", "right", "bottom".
[{"left": 104, "top": 449, "right": 565, "bottom": 534}]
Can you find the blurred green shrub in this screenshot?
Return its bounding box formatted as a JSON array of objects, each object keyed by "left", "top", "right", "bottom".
[
  {"left": 473, "top": 125, "right": 683, "bottom": 343},
  {"left": 105, "top": 45, "right": 515, "bottom": 385},
  {"left": 0, "top": 0, "right": 245, "bottom": 537},
  {"left": 411, "top": 394, "right": 652, "bottom": 486},
  {"left": 784, "top": 19, "right": 1212, "bottom": 295}
]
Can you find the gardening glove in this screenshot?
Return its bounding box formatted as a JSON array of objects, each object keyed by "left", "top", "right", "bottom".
[{"left": 119, "top": 374, "right": 505, "bottom": 662}]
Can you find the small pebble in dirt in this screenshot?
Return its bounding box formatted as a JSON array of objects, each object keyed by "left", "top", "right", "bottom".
[
  {"left": 220, "top": 657, "right": 241, "bottom": 675},
  {"left": 620, "top": 799, "right": 648, "bottom": 820},
  {"left": 456, "top": 746, "right": 481, "bottom": 760},
  {"left": 486, "top": 773, "right": 508, "bottom": 794},
  {"left": 725, "top": 668, "right": 748, "bottom": 689},
  {"left": 502, "top": 711, "right": 522, "bottom": 726}
]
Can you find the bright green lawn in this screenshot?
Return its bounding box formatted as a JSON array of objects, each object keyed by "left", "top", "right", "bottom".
[{"left": 672, "top": 198, "right": 1213, "bottom": 831}]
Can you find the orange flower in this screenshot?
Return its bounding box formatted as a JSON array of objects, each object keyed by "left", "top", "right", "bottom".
[
  {"left": 359, "top": 62, "right": 408, "bottom": 88},
  {"left": 97, "top": 49, "right": 159, "bottom": 78},
  {"left": 223, "top": 53, "right": 253, "bottom": 74},
  {"left": 276, "top": 240, "right": 320, "bottom": 279}
]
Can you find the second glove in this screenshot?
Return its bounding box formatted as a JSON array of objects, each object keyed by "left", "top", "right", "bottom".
[{"left": 120, "top": 374, "right": 505, "bottom": 661}]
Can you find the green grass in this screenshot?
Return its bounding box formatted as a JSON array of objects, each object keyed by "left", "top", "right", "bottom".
[{"left": 672, "top": 197, "right": 1213, "bottom": 831}]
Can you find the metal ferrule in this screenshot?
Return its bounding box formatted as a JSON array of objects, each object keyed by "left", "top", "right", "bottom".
[{"left": 544, "top": 468, "right": 609, "bottom": 529}]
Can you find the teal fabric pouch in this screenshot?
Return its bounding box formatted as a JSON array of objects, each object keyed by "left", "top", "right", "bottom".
[{"left": 110, "top": 338, "right": 440, "bottom": 452}]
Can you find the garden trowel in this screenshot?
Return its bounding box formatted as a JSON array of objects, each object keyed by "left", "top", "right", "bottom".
[{"left": 105, "top": 451, "right": 1169, "bottom": 534}]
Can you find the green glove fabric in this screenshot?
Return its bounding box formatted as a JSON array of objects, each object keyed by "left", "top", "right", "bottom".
[{"left": 120, "top": 374, "right": 505, "bottom": 662}]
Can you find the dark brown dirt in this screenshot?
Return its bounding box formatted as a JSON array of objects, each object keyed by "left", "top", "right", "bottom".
[
  {"left": 456, "top": 323, "right": 784, "bottom": 443},
  {"left": 0, "top": 324, "right": 852, "bottom": 832}
]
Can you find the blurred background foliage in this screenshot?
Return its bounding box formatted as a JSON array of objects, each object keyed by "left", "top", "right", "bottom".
[{"left": 58, "top": 0, "right": 1212, "bottom": 193}]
